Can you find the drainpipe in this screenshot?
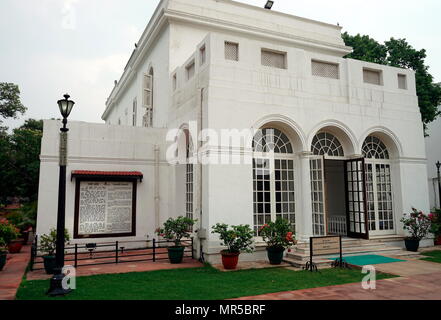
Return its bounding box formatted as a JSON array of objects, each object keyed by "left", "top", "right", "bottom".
[
  {"left": 154, "top": 144, "right": 160, "bottom": 230},
  {"left": 198, "top": 87, "right": 205, "bottom": 262}
]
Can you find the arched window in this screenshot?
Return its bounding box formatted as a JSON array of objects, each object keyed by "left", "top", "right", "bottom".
[
  {"left": 252, "top": 128, "right": 295, "bottom": 236},
  {"left": 311, "top": 132, "right": 344, "bottom": 157},
  {"left": 253, "top": 128, "right": 293, "bottom": 154},
  {"left": 362, "top": 136, "right": 390, "bottom": 159},
  {"left": 362, "top": 135, "right": 394, "bottom": 235}
]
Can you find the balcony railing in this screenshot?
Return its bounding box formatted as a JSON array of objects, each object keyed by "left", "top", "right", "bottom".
[{"left": 328, "top": 216, "right": 347, "bottom": 236}]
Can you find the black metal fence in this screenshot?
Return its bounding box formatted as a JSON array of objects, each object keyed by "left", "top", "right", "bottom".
[{"left": 30, "top": 236, "right": 194, "bottom": 272}]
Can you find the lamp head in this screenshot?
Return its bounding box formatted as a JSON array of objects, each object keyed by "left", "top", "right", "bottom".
[
  {"left": 57, "top": 94, "right": 75, "bottom": 119},
  {"left": 437, "top": 161, "right": 441, "bottom": 170}
]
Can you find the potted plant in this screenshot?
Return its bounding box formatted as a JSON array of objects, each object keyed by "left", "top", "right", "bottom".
[
  {"left": 39, "top": 228, "right": 70, "bottom": 274},
  {"left": 212, "top": 223, "right": 254, "bottom": 270},
  {"left": 430, "top": 210, "right": 441, "bottom": 246},
  {"left": 260, "top": 219, "right": 296, "bottom": 265},
  {"left": 156, "top": 216, "right": 196, "bottom": 264},
  {"left": 0, "top": 238, "right": 7, "bottom": 271},
  {"left": 0, "top": 218, "right": 20, "bottom": 254},
  {"left": 400, "top": 208, "right": 432, "bottom": 252}
]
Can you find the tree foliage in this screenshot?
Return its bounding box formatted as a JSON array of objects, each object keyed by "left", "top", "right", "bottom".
[
  {"left": 0, "top": 83, "right": 26, "bottom": 124},
  {"left": 342, "top": 32, "right": 441, "bottom": 129},
  {"left": 0, "top": 119, "right": 43, "bottom": 203}
]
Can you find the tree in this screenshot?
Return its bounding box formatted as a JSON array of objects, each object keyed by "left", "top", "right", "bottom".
[
  {"left": 0, "top": 119, "right": 43, "bottom": 203},
  {"left": 342, "top": 32, "right": 441, "bottom": 130},
  {"left": 0, "top": 83, "right": 26, "bottom": 125}
]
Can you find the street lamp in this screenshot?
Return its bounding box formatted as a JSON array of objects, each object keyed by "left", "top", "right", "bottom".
[
  {"left": 48, "top": 94, "right": 75, "bottom": 296},
  {"left": 437, "top": 161, "right": 441, "bottom": 209}
]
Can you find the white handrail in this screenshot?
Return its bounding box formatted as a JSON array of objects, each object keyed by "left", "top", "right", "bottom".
[{"left": 328, "top": 216, "right": 347, "bottom": 236}]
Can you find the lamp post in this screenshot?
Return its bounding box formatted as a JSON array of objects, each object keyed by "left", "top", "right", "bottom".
[
  {"left": 48, "top": 94, "right": 75, "bottom": 296},
  {"left": 437, "top": 161, "right": 441, "bottom": 209}
]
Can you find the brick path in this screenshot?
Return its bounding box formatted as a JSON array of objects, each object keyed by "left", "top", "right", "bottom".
[
  {"left": 235, "top": 258, "right": 441, "bottom": 300},
  {"left": 0, "top": 245, "right": 31, "bottom": 300}
]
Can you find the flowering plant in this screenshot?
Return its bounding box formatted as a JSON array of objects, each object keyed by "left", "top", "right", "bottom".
[
  {"left": 0, "top": 238, "right": 7, "bottom": 253},
  {"left": 429, "top": 209, "right": 441, "bottom": 237},
  {"left": 212, "top": 223, "right": 254, "bottom": 254},
  {"left": 156, "top": 216, "right": 197, "bottom": 247},
  {"left": 0, "top": 218, "right": 20, "bottom": 245},
  {"left": 400, "top": 208, "right": 432, "bottom": 241},
  {"left": 260, "top": 219, "right": 296, "bottom": 249}
]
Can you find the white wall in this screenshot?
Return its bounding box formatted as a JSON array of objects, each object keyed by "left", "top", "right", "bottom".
[
  {"left": 37, "top": 120, "right": 171, "bottom": 244},
  {"left": 425, "top": 117, "right": 441, "bottom": 209}
]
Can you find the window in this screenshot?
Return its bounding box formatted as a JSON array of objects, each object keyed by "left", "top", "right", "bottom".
[
  {"left": 398, "top": 74, "right": 407, "bottom": 89},
  {"left": 252, "top": 128, "right": 295, "bottom": 236},
  {"left": 186, "top": 134, "right": 194, "bottom": 224},
  {"left": 363, "top": 136, "right": 394, "bottom": 234},
  {"left": 261, "top": 49, "right": 287, "bottom": 69},
  {"left": 362, "top": 136, "right": 389, "bottom": 160},
  {"left": 312, "top": 60, "right": 339, "bottom": 79},
  {"left": 200, "top": 45, "right": 206, "bottom": 66},
  {"left": 186, "top": 60, "right": 195, "bottom": 80},
  {"left": 310, "top": 158, "right": 325, "bottom": 236},
  {"left": 363, "top": 68, "right": 382, "bottom": 85},
  {"left": 225, "top": 41, "right": 239, "bottom": 61},
  {"left": 132, "top": 98, "right": 137, "bottom": 126},
  {"left": 143, "top": 68, "right": 154, "bottom": 127},
  {"left": 311, "top": 132, "right": 344, "bottom": 157}
]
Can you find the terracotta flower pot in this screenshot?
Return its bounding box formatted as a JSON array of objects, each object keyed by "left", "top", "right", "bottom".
[
  {"left": 435, "top": 236, "right": 441, "bottom": 246},
  {"left": 267, "top": 246, "right": 285, "bottom": 265},
  {"left": 221, "top": 250, "right": 240, "bottom": 270},
  {"left": 8, "top": 240, "right": 23, "bottom": 254}
]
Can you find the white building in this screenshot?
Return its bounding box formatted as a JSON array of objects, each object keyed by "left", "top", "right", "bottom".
[
  {"left": 37, "top": 0, "right": 431, "bottom": 263},
  {"left": 425, "top": 117, "right": 441, "bottom": 209}
]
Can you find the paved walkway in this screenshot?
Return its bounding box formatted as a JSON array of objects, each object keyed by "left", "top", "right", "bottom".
[
  {"left": 0, "top": 245, "right": 31, "bottom": 300},
  {"left": 235, "top": 258, "right": 441, "bottom": 300}
]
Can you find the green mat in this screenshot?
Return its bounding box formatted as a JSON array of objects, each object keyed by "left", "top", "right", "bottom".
[{"left": 330, "top": 255, "right": 406, "bottom": 266}]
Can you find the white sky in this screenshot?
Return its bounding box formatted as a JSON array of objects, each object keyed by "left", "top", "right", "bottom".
[{"left": 1, "top": 0, "right": 440, "bottom": 129}]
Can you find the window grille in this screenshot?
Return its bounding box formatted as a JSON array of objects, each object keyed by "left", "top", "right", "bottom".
[
  {"left": 253, "top": 128, "right": 293, "bottom": 154},
  {"left": 311, "top": 132, "right": 345, "bottom": 157},
  {"left": 225, "top": 42, "right": 239, "bottom": 61},
  {"left": 186, "top": 61, "right": 195, "bottom": 80},
  {"left": 398, "top": 74, "right": 407, "bottom": 89},
  {"left": 362, "top": 136, "right": 390, "bottom": 160},
  {"left": 363, "top": 68, "right": 382, "bottom": 85},
  {"left": 261, "top": 49, "right": 286, "bottom": 69},
  {"left": 312, "top": 60, "right": 339, "bottom": 79}
]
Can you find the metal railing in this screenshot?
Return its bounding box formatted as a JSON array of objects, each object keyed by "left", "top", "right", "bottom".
[
  {"left": 30, "top": 236, "right": 194, "bottom": 272},
  {"left": 328, "top": 216, "right": 347, "bottom": 236}
]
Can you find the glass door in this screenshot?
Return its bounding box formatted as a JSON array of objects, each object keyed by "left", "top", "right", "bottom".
[
  {"left": 310, "top": 156, "right": 326, "bottom": 236},
  {"left": 345, "top": 158, "right": 369, "bottom": 239}
]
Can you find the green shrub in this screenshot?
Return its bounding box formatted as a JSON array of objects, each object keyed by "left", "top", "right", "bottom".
[{"left": 212, "top": 223, "right": 254, "bottom": 254}]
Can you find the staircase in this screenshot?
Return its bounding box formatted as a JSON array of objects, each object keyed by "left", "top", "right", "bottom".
[{"left": 284, "top": 236, "right": 421, "bottom": 268}]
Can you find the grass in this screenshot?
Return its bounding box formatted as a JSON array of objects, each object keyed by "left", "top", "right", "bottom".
[
  {"left": 421, "top": 250, "right": 441, "bottom": 264},
  {"left": 16, "top": 265, "right": 395, "bottom": 300}
]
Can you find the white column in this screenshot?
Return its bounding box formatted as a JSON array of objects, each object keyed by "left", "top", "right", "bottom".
[{"left": 297, "top": 152, "right": 313, "bottom": 241}]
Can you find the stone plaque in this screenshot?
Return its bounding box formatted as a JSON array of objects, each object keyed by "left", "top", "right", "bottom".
[{"left": 75, "top": 181, "right": 135, "bottom": 238}]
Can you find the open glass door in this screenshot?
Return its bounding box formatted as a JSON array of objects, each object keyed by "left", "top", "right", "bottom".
[
  {"left": 310, "top": 156, "right": 326, "bottom": 236},
  {"left": 345, "top": 158, "right": 369, "bottom": 239}
]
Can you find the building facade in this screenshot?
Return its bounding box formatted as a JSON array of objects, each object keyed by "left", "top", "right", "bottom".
[
  {"left": 425, "top": 117, "right": 441, "bottom": 209},
  {"left": 37, "top": 0, "right": 431, "bottom": 263}
]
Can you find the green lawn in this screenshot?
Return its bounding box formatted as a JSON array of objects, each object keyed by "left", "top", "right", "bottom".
[
  {"left": 421, "top": 250, "right": 441, "bottom": 264},
  {"left": 16, "top": 265, "right": 395, "bottom": 300}
]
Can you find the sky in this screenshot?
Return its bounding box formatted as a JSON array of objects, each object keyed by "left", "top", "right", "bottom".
[{"left": 1, "top": 0, "right": 440, "bottom": 130}]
